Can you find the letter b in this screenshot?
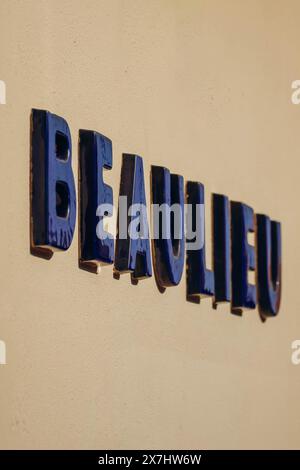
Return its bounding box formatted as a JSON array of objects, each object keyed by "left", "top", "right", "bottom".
[{"left": 31, "top": 109, "right": 76, "bottom": 258}]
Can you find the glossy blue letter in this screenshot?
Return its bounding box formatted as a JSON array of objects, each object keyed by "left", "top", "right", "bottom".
[
  {"left": 31, "top": 109, "right": 76, "bottom": 258},
  {"left": 213, "top": 193, "right": 231, "bottom": 307},
  {"left": 79, "top": 130, "right": 114, "bottom": 273},
  {"left": 114, "top": 154, "right": 152, "bottom": 282},
  {"left": 186, "top": 182, "right": 215, "bottom": 303},
  {"left": 256, "top": 214, "right": 281, "bottom": 319},
  {"left": 151, "top": 166, "right": 185, "bottom": 289},
  {"left": 231, "top": 201, "right": 256, "bottom": 314}
]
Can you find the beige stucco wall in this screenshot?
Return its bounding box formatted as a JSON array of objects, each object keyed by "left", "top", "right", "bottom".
[{"left": 0, "top": 0, "right": 299, "bottom": 449}]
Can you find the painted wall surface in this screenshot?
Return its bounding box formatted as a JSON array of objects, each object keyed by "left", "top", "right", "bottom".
[{"left": 0, "top": 0, "right": 299, "bottom": 449}]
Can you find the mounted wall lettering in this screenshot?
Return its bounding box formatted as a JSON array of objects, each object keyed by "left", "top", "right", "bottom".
[
  {"left": 30, "top": 109, "right": 282, "bottom": 320},
  {"left": 212, "top": 194, "right": 231, "bottom": 308},
  {"left": 151, "top": 166, "right": 185, "bottom": 290},
  {"left": 31, "top": 109, "right": 76, "bottom": 259},
  {"left": 79, "top": 129, "right": 114, "bottom": 273},
  {"left": 231, "top": 202, "right": 257, "bottom": 315},
  {"left": 114, "top": 154, "right": 152, "bottom": 283},
  {"left": 186, "top": 182, "right": 215, "bottom": 303}
]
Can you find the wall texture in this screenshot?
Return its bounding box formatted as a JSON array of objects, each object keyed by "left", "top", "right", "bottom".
[{"left": 0, "top": 0, "right": 299, "bottom": 449}]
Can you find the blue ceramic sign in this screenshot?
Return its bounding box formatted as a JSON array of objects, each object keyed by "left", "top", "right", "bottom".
[{"left": 30, "top": 109, "right": 282, "bottom": 320}]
